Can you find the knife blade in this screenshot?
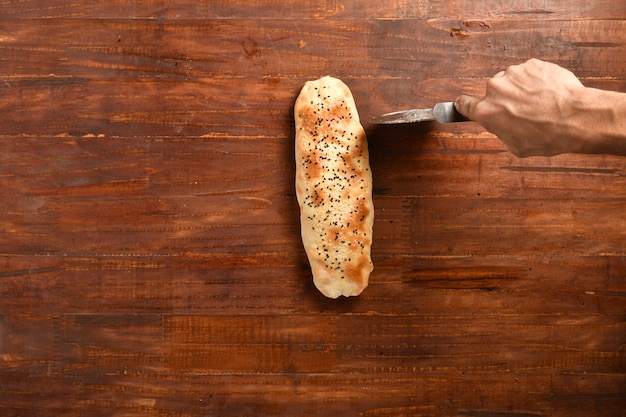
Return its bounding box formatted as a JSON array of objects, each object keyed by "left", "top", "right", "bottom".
[{"left": 371, "top": 102, "right": 469, "bottom": 124}]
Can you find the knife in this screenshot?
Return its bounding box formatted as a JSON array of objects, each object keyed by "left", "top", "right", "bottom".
[{"left": 371, "top": 102, "right": 469, "bottom": 124}]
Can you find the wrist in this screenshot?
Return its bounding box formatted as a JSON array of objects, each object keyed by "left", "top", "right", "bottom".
[{"left": 572, "top": 87, "right": 626, "bottom": 155}]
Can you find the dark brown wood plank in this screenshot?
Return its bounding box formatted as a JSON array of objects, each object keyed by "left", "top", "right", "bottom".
[
  {"left": 0, "top": 18, "right": 624, "bottom": 138},
  {"left": 2, "top": 313, "right": 624, "bottom": 416},
  {"left": 0, "top": 0, "right": 624, "bottom": 19},
  {"left": 1, "top": 1, "right": 625, "bottom": 416}
]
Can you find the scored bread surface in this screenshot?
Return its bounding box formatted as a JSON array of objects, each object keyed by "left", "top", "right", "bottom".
[{"left": 294, "top": 76, "right": 373, "bottom": 298}]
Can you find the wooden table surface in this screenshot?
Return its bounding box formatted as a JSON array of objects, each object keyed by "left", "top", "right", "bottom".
[{"left": 1, "top": 1, "right": 625, "bottom": 416}]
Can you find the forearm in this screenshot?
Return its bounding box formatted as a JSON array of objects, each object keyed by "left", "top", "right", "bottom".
[{"left": 575, "top": 88, "right": 626, "bottom": 155}]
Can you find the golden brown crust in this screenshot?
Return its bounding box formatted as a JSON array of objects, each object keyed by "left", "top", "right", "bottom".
[{"left": 294, "top": 76, "right": 374, "bottom": 298}]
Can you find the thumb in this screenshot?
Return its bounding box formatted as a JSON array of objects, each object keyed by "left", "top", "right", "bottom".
[{"left": 454, "top": 95, "right": 480, "bottom": 121}]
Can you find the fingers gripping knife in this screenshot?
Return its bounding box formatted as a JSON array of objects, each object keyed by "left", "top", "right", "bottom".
[{"left": 371, "top": 102, "right": 469, "bottom": 124}]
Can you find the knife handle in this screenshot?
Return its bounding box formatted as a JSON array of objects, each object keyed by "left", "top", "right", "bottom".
[{"left": 433, "top": 102, "right": 469, "bottom": 123}]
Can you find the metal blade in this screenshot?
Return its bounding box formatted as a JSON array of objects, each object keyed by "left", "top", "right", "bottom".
[
  {"left": 371, "top": 108, "right": 435, "bottom": 124},
  {"left": 372, "top": 102, "right": 469, "bottom": 124}
]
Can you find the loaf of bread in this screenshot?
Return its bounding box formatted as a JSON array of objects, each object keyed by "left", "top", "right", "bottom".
[{"left": 294, "top": 76, "right": 374, "bottom": 298}]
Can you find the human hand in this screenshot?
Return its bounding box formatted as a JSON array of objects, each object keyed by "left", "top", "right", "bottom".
[{"left": 454, "top": 58, "right": 589, "bottom": 157}]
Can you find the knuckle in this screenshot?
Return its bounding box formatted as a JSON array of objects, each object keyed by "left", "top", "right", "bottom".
[
  {"left": 485, "top": 76, "right": 505, "bottom": 93},
  {"left": 505, "top": 63, "right": 523, "bottom": 75}
]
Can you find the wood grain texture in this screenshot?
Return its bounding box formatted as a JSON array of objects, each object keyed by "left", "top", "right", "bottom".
[{"left": 1, "top": 1, "right": 625, "bottom": 416}]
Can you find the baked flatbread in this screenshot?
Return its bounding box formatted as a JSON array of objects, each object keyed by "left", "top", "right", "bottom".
[{"left": 294, "top": 76, "right": 374, "bottom": 298}]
